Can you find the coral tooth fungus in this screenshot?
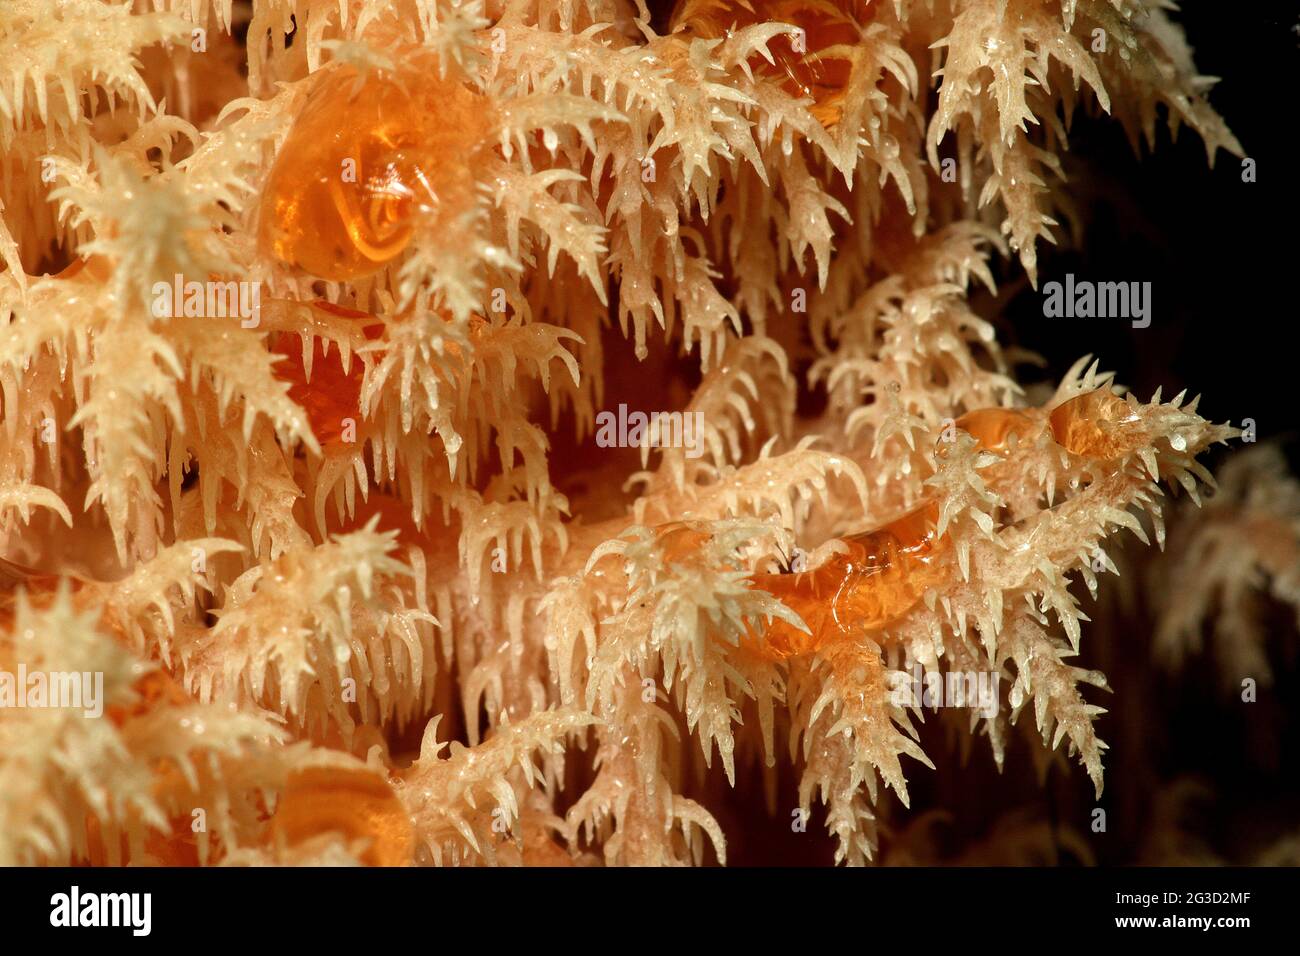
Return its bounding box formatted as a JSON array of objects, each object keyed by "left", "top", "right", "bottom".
[
  {"left": 0, "top": 0, "right": 1282, "bottom": 873},
  {"left": 745, "top": 390, "right": 1172, "bottom": 660}
]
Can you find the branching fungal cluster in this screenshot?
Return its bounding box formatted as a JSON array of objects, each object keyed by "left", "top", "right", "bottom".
[{"left": 0, "top": 0, "right": 1290, "bottom": 866}]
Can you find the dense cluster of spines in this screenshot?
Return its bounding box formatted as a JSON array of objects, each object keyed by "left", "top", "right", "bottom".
[{"left": 0, "top": 0, "right": 1277, "bottom": 866}]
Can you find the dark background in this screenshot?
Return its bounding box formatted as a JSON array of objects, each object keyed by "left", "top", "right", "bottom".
[{"left": 998, "top": 3, "right": 1298, "bottom": 454}]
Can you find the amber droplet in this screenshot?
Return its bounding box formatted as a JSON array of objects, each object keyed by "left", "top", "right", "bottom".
[
  {"left": 272, "top": 300, "right": 383, "bottom": 446},
  {"left": 670, "top": 0, "right": 873, "bottom": 127},
  {"left": 269, "top": 765, "right": 414, "bottom": 866},
  {"left": 748, "top": 500, "right": 945, "bottom": 659},
  {"left": 953, "top": 406, "right": 1039, "bottom": 454},
  {"left": 1049, "top": 388, "right": 1143, "bottom": 459},
  {"left": 258, "top": 63, "right": 492, "bottom": 280}
]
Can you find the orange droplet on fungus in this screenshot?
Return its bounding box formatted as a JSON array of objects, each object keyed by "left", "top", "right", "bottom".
[
  {"left": 1049, "top": 388, "right": 1143, "bottom": 459},
  {"left": 953, "top": 406, "right": 1038, "bottom": 454},
  {"left": 748, "top": 500, "right": 945, "bottom": 659},
  {"left": 258, "top": 62, "right": 492, "bottom": 280}
]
